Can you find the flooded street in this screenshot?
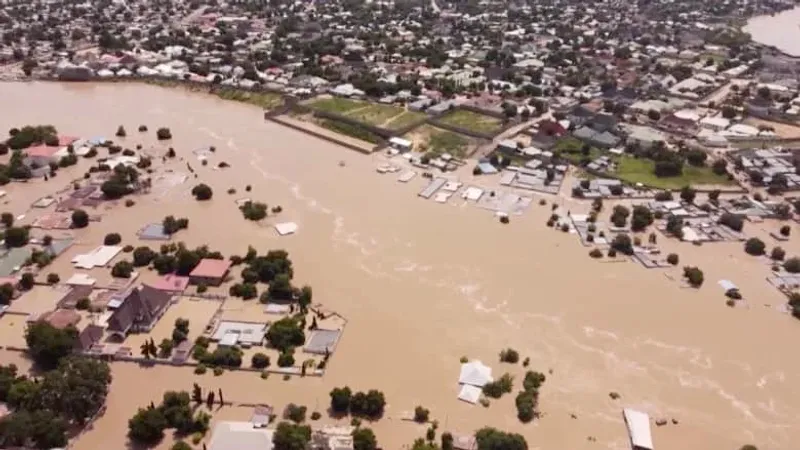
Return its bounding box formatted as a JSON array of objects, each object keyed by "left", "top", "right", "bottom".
[{"left": 0, "top": 82, "right": 799, "bottom": 449}]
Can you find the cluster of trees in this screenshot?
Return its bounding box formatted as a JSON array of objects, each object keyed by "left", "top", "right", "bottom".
[
  {"left": 683, "top": 266, "right": 704, "bottom": 287},
  {"left": 744, "top": 238, "right": 766, "bottom": 256},
  {"left": 6, "top": 125, "right": 58, "bottom": 150},
  {"left": 272, "top": 421, "right": 312, "bottom": 450},
  {"left": 100, "top": 164, "right": 138, "bottom": 199},
  {"left": 4, "top": 225, "right": 29, "bottom": 248},
  {"left": 265, "top": 316, "right": 305, "bottom": 352},
  {"left": 0, "top": 356, "right": 111, "bottom": 449},
  {"left": 240, "top": 200, "right": 269, "bottom": 221},
  {"left": 329, "top": 387, "right": 387, "bottom": 419},
  {"left": 162, "top": 215, "right": 189, "bottom": 235},
  {"left": 610, "top": 233, "right": 634, "bottom": 255},
  {"left": 516, "top": 371, "right": 546, "bottom": 423},
  {"left": 191, "top": 183, "right": 213, "bottom": 201},
  {"left": 156, "top": 127, "right": 172, "bottom": 140},
  {"left": 610, "top": 205, "right": 629, "bottom": 228},
  {"left": 127, "top": 391, "right": 210, "bottom": 446},
  {"left": 482, "top": 373, "right": 514, "bottom": 399},
  {"left": 193, "top": 342, "right": 243, "bottom": 368},
  {"left": 154, "top": 242, "right": 222, "bottom": 276},
  {"left": 474, "top": 427, "right": 528, "bottom": 450},
  {"left": 499, "top": 348, "right": 519, "bottom": 363}
]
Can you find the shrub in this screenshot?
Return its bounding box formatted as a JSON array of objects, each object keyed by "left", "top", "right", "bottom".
[
  {"left": 71, "top": 209, "right": 89, "bottom": 228},
  {"left": 725, "top": 288, "right": 742, "bottom": 300},
  {"left": 310, "top": 411, "right": 321, "bottom": 420},
  {"left": 589, "top": 248, "right": 603, "bottom": 258},
  {"left": 781, "top": 225, "right": 791, "bottom": 237},
  {"left": 515, "top": 390, "right": 537, "bottom": 423},
  {"left": 413, "top": 406, "right": 430, "bottom": 423},
  {"left": 116, "top": 126, "right": 126, "bottom": 137},
  {"left": 138, "top": 125, "right": 148, "bottom": 132},
  {"left": 499, "top": 348, "right": 519, "bottom": 363},
  {"left": 132, "top": 246, "right": 156, "bottom": 266},
  {"left": 191, "top": 183, "right": 213, "bottom": 201},
  {"left": 631, "top": 205, "right": 653, "bottom": 231},
  {"left": 125, "top": 199, "right": 135, "bottom": 207},
  {"left": 611, "top": 233, "right": 634, "bottom": 255},
  {"left": 277, "top": 350, "right": 295, "bottom": 367},
  {"left": 607, "top": 248, "right": 617, "bottom": 257},
  {"left": 251, "top": 353, "right": 270, "bottom": 369},
  {"left": 744, "top": 238, "right": 766, "bottom": 256},
  {"left": 784, "top": 257, "right": 800, "bottom": 273},
  {"left": 482, "top": 373, "right": 513, "bottom": 399},
  {"left": 666, "top": 253, "right": 679, "bottom": 265},
  {"left": 197, "top": 284, "right": 208, "bottom": 294},
  {"left": 499, "top": 215, "right": 510, "bottom": 224},
  {"left": 683, "top": 266, "right": 704, "bottom": 287},
  {"left": 718, "top": 213, "right": 744, "bottom": 232},
  {"left": 284, "top": 404, "right": 307, "bottom": 423},
  {"left": 654, "top": 191, "right": 673, "bottom": 201},
  {"left": 111, "top": 260, "right": 134, "bottom": 278},
  {"left": 76, "top": 297, "right": 91, "bottom": 310},
  {"left": 123, "top": 244, "right": 134, "bottom": 252},
  {"left": 213, "top": 367, "right": 224, "bottom": 376},
  {"left": 194, "top": 364, "right": 207, "bottom": 375},
  {"left": 46, "top": 273, "right": 60, "bottom": 284},
  {"left": 771, "top": 247, "right": 786, "bottom": 261},
  {"left": 156, "top": 127, "right": 172, "bottom": 140},
  {"left": 104, "top": 233, "right": 122, "bottom": 245}
]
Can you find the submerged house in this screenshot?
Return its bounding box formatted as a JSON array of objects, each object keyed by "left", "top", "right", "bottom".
[{"left": 106, "top": 285, "right": 172, "bottom": 339}]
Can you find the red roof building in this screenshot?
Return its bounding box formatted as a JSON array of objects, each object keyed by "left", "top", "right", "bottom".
[
  {"left": 25, "top": 145, "right": 61, "bottom": 159},
  {"left": 58, "top": 136, "right": 79, "bottom": 146},
  {"left": 149, "top": 274, "right": 190, "bottom": 293},
  {"left": 189, "top": 259, "right": 232, "bottom": 286}
]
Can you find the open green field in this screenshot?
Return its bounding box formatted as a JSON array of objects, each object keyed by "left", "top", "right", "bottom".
[
  {"left": 406, "top": 125, "right": 472, "bottom": 159},
  {"left": 318, "top": 119, "right": 382, "bottom": 144},
  {"left": 554, "top": 137, "right": 603, "bottom": 164},
  {"left": 438, "top": 110, "right": 503, "bottom": 134},
  {"left": 306, "top": 97, "right": 425, "bottom": 130},
  {"left": 215, "top": 89, "right": 283, "bottom": 109},
  {"left": 615, "top": 157, "right": 734, "bottom": 189}
]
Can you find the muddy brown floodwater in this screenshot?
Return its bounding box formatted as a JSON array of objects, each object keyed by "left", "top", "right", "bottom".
[{"left": 1, "top": 82, "right": 799, "bottom": 450}]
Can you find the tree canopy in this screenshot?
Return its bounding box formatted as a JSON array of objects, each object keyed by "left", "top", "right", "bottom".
[
  {"left": 191, "top": 183, "right": 213, "bottom": 201},
  {"left": 475, "top": 427, "right": 528, "bottom": 450},
  {"left": 272, "top": 421, "right": 311, "bottom": 450},
  {"left": 352, "top": 427, "right": 378, "bottom": 450},
  {"left": 0, "top": 357, "right": 111, "bottom": 448},
  {"left": 265, "top": 317, "right": 305, "bottom": 352},
  {"left": 128, "top": 390, "right": 210, "bottom": 446},
  {"left": 25, "top": 321, "right": 78, "bottom": 370}
]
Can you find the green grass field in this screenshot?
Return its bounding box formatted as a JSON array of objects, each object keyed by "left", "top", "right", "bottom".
[
  {"left": 405, "top": 125, "right": 472, "bottom": 159},
  {"left": 615, "top": 157, "right": 734, "bottom": 189},
  {"left": 438, "top": 110, "right": 503, "bottom": 134},
  {"left": 384, "top": 111, "right": 426, "bottom": 130},
  {"left": 306, "top": 97, "right": 424, "bottom": 130},
  {"left": 307, "top": 97, "right": 366, "bottom": 114},
  {"left": 215, "top": 89, "right": 283, "bottom": 109},
  {"left": 318, "top": 119, "right": 382, "bottom": 144},
  {"left": 554, "top": 137, "right": 604, "bottom": 164}
]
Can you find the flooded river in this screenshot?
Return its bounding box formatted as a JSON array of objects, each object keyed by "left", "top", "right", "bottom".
[
  {"left": 0, "top": 82, "right": 798, "bottom": 449},
  {"left": 745, "top": 6, "right": 800, "bottom": 57}
]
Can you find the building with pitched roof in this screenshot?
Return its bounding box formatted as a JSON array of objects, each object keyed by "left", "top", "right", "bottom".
[{"left": 106, "top": 285, "right": 172, "bottom": 339}]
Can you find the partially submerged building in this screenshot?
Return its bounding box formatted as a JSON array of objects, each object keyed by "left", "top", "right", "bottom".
[{"left": 106, "top": 285, "right": 172, "bottom": 339}]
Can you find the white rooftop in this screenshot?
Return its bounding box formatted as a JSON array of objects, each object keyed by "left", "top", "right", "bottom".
[{"left": 208, "top": 421, "right": 274, "bottom": 450}]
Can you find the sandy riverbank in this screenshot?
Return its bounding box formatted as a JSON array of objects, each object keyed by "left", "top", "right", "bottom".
[{"left": 0, "top": 81, "right": 799, "bottom": 449}]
